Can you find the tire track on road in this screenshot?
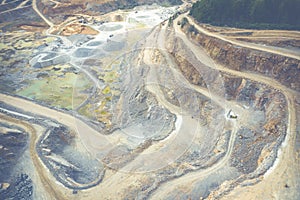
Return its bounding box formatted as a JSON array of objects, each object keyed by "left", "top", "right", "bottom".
[
  {"left": 149, "top": 13, "right": 298, "bottom": 199},
  {"left": 0, "top": 114, "right": 67, "bottom": 200},
  {"left": 183, "top": 13, "right": 300, "bottom": 60}
]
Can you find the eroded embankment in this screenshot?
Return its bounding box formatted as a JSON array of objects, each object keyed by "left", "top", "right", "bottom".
[
  {"left": 146, "top": 19, "right": 293, "bottom": 199},
  {"left": 179, "top": 18, "right": 300, "bottom": 92}
]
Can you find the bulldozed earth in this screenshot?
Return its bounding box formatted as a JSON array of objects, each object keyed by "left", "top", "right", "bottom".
[{"left": 0, "top": 0, "right": 299, "bottom": 199}]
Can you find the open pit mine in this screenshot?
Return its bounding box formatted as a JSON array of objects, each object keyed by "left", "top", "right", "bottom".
[{"left": 0, "top": 0, "right": 299, "bottom": 199}]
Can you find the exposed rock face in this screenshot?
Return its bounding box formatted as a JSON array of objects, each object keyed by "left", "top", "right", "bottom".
[
  {"left": 0, "top": 173, "right": 33, "bottom": 200},
  {"left": 181, "top": 21, "right": 300, "bottom": 92},
  {"left": 229, "top": 79, "right": 287, "bottom": 174},
  {"left": 0, "top": 124, "right": 29, "bottom": 181},
  {"left": 0, "top": 124, "right": 32, "bottom": 199},
  {"left": 165, "top": 22, "right": 288, "bottom": 178},
  {"left": 170, "top": 47, "right": 207, "bottom": 88},
  {"left": 37, "top": 126, "right": 105, "bottom": 190}
]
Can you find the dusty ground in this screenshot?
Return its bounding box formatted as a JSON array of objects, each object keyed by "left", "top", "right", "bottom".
[
  {"left": 0, "top": 1, "right": 299, "bottom": 199},
  {"left": 60, "top": 23, "right": 98, "bottom": 36}
]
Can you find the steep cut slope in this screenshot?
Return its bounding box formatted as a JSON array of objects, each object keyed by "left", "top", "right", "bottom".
[{"left": 179, "top": 17, "right": 300, "bottom": 92}]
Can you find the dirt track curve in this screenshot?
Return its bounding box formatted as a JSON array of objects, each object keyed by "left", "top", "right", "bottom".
[
  {"left": 149, "top": 13, "right": 298, "bottom": 199},
  {"left": 0, "top": 2, "right": 298, "bottom": 199},
  {"left": 0, "top": 114, "right": 67, "bottom": 200}
]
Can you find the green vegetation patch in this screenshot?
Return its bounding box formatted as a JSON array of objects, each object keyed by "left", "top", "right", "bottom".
[
  {"left": 78, "top": 104, "right": 94, "bottom": 119},
  {"left": 17, "top": 65, "right": 92, "bottom": 110},
  {"left": 190, "top": 0, "right": 300, "bottom": 30}
]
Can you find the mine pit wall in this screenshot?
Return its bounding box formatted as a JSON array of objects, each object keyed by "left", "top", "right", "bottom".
[
  {"left": 164, "top": 30, "right": 222, "bottom": 96},
  {"left": 181, "top": 20, "right": 300, "bottom": 93},
  {"left": 164, "top": 24, "right": 288, "bottom": 175}
]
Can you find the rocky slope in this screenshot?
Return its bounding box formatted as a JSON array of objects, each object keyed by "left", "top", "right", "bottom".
[
  {"left": 0, "top": 121, "right": 33, "bottom": 199},
  {"left": 161, "top": 22, "right": 289, "bottom": 198},
  {"left": 180, "top": 19, "right": 300, "bottom": 92}
]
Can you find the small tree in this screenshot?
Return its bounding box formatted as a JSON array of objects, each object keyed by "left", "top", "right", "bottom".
[
  {"left": 181, "top": 17, "right": 188, "bottom": 28},
  {"left": 188, "top": 25, "right": 198, "bottom": 34},
  {"left": 168, "top": 17, "right": 173, "bottom": 27}
]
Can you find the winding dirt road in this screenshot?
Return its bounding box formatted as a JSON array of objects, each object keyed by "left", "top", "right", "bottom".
[
  {"left": 0, "top": 2, "right": 298, "bottom": 199},
  {"left": 148, "top": 13, "right": 298, "bottom": 199},
  {"left": 32, "top": 0, "right": 53, "bottom": 27},
  {"left": 182, "top": 13, "right": 300, "bottom": 60},
  {"left": 0, "top": 114, "right": 67, "bottom": 200}
]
